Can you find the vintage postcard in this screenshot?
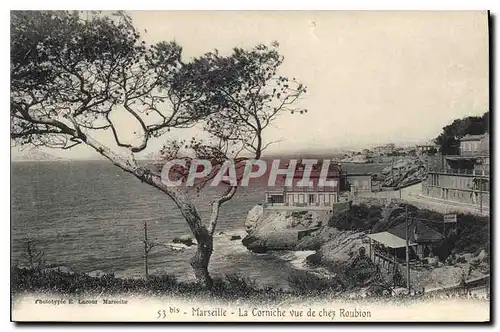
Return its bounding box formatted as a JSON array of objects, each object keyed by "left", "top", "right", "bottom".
[{"left": 10, "top": 10, "right": 490, "bottom": 322}]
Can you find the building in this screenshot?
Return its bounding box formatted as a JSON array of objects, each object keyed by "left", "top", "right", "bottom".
[
  {"left": 373, "top": 143, "right": 396, "bottom": 155},
  {"left": 264, "top": 160, "right": 348, "bottom": 207},
  {"left": 367, "top": 219, "right": 444, "bottom": 266},
  {"left": 423, "top": 133, "right": 490, "bottom": 208},
  {"left": 345, "top": 173, "right": 372, "bottom": 193},
  {"left": 460, "top": 134, "right": 489, "bottom": 157},
  {"left": 416, "top": 144, "right": 437, "bottom": 154},
  {"left": 386, "top": 220, "right": 444, "bottom": 260}
]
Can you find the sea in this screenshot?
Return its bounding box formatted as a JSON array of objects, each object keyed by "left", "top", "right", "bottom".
[{"left": 11, "top": 160, "right": 386, "bottom": 289}]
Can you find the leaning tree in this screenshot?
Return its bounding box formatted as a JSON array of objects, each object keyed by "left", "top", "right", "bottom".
[{"left": 11, "top": 11, "right": 307, "bottom": 288}]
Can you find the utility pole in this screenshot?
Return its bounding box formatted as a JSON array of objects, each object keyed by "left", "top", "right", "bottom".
[
  {"left": 391, "top": 157, "right": 394, "bottom": 180},
  {"left": 479, "top": 179, "right": 483, "bottom": 215},
  {"left": 443, "top": 210, "right": 447, "bottom": 235},
  {"left": 480, "top": 190, "right": 483, "bottom": 215},
  {"left": 473, "top": 177, "right": 485, "bottom": 215},
  {"left": 144, "top": 221, "right": 149, "bottom": 278},
  {"left": 405, "top": 204, "right": 411, "bottom": 294}
]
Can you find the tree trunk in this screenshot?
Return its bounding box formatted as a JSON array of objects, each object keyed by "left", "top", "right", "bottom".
[
  {"left": 82, "top": 136, "right": 223, "bottom": 288},
  {"left": 190, "top": 233, "right": 214, "bottom": 289}
]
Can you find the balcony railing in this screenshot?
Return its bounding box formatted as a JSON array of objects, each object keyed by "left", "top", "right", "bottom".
[
  {"left": 432, "top": 168, "right": 490, "bottom": 176},
  {"left": 283, "top": 186, "right": 338, "bottom": 192},
  {"left": 459, "top": 150, "right": 490, "bottom": 157}
]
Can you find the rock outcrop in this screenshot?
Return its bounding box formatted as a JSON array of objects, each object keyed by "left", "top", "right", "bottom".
[
  {"left": 242, "top": 206, "right": 326, "bottom": 253},
  {"left": 310, "top": 227, "right": 368, "bottom": 267},
  {"left": 340, "top": 154, "right": 370, "bottom": 163},
  {"left": 245, "top": 205, "right": 264, "bottom": 233},
  {"left": 242, "top": 203, "right": 367, "bottom": 259},
  {"left": 42, "top": 265, "right": 74, "bottom": 275},
  {"left": 242, "top": 204, "right": 398, "bottom": 293},
  {"left": 86, "top": 270, "right": 110, "bottom": 278},
  {"left": 380, "top": 157, "right": 427, "bottom": 188},
  {"left": 172, "top": 235, "right": 196, "bottom": 247}
]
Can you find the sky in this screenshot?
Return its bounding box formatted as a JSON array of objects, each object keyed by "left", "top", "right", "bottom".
[{"left": 12, "top": 11, "right": 489, "bottom": 159}]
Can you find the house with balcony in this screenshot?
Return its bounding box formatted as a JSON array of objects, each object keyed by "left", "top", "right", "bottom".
[
  {"left": 264, "top": 159, "right": 375, "bottom": 208},
  {"left": 264, "top": 160, "right": 349, "bottom": 208},
  {"left": 423, "top": 133, "right": 490, "bottom": 208}
]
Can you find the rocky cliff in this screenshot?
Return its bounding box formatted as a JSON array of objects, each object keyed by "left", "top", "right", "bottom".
[
  {"left": 380, "top": 156, "right": 427, "bottom": 188},
  {"left": 340, "top": 154, "right": 370, "bottom": 163},
  {"left": 242, "top": 204, "right": 368, "bottom": 265},
  {"left": 242, "top": 205, "right": 326, "bottom": 253}
]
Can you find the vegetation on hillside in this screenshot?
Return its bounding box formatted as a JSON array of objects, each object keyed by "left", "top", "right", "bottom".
[
  {"left": 328, "top": 204, "right": 383, "bottom": 231},
  {"left": 328, "top": 203, "right": 490, "bottom": 260}
]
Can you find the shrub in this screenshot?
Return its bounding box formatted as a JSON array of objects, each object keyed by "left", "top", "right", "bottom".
[
  {"left": 392, "top": 267, "right": 405, "bottom": 288},
  {"left": 212, "top": 274, "right": 259, "bottom": 297},
  {"left": 432, "top": 239, "right": 453, "bottom": 262},
  {"left": 328, "top": 204, "right": 382, "bottom": 231},
  {"left": 287, "top": 271, "right": 341, "bottom": 295},
  {"left": 305, "top": 253, "right": 322, "bottom": 266},
  {"left": 291, "top": 211, "right": 308, "bottom": 218},
  {"left": 11, "top": 266, "right": 181, "bottom": 296},
  {"left": 19, "top": 239, "right": 45, "bottom": 270}
]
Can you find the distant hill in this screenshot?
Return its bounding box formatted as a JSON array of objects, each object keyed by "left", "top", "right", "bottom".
[{"left": 11, "top": 150, "right": 65, "bottom": 162}]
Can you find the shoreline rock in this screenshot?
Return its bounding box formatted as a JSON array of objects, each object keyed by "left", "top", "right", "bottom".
[
  {"left": 245, "top": 205, "right": 264, "bottom": 233},
  {"left": 172, "top": 235, "right": 196, "bottom": 247},
  {"left": 86, "top": 270, "right": 110, "bottom": 278},
  {"left": 305, "top": 252, "right": 322, "bottom": 266},
  {"left": 42, "top": 265, "right": 74, "bottom": 275},
  {"left": 242, "top": 205, "right": 327, "bottom": 253},
  {"left": 241, "top": 203, "right": 380, "bottom": 288}
]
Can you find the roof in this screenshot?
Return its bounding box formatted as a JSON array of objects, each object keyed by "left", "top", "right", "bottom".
[
  {"left": 291, "top": 168, "right": 341, "bottom": 179},
  {"left": 367, "top": 232, "right": 416, "bottom": 248},
  {"left": 388, "top": 220, "right": 444, "bottom": 243},
  {"left": 283, "top": 161, "right": 343, "bottom": 179},
  {"left": 346, "top": 173, "right": 372, "bottom": 177}
]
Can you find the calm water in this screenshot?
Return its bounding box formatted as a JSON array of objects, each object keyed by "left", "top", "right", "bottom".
[
  {"left": 11, "top": 161, "right": 315, "bottom": 289},
  {"left": 11, "top": 160, "right": 385, "bottom": 288}
]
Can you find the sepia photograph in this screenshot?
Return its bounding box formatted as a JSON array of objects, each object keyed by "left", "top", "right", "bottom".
[{"left": 10, "top": 10, "right": 490, "bottom": 322}]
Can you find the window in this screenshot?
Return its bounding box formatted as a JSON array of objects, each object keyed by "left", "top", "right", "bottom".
[
  {"left": 298, "top": 194, "right": 305, "bottom": 204},
  {"left": 270, "top": 195, "right": 284, "bottom": 204},
  {"left": 308, "top": 194, "right": 315, "bottom": 204}
]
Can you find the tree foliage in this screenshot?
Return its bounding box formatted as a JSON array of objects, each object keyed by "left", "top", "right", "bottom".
[
  {"left": 10, "top": 10, "right": 307, "bottom": 288},
  {"left": 433, "top": 111, "right": 489, "bottom": 155},
  {"left": 11, "top": 11, "right": 307, "bottom": 163}
]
